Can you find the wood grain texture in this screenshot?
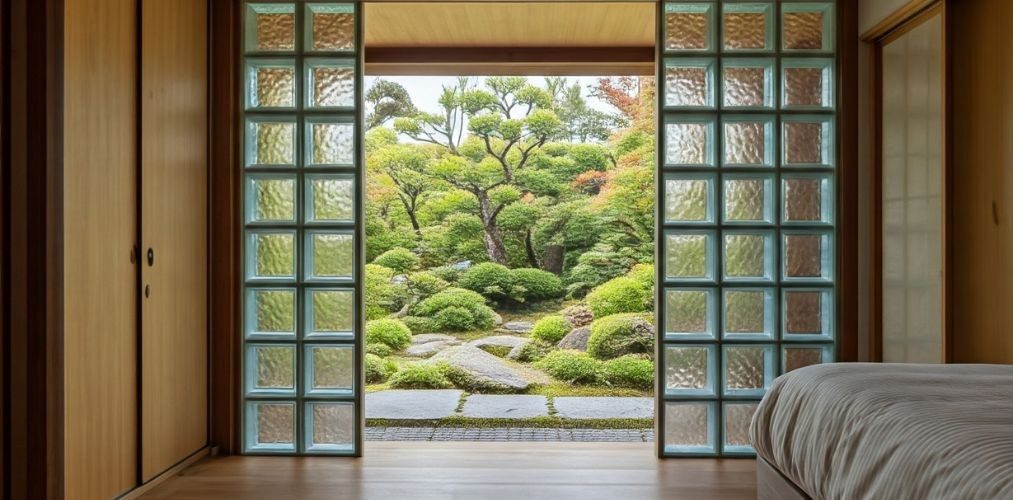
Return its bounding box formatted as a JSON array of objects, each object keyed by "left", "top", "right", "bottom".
[
  {"left": 139, "top": 442, "right": 757, "bottom": 500},
  {"left": 62, "top": 0, "right": 138, "bottom": 497},
  {"left": 365, "top": 46, "right": 655, "bottom": 76},
  {"left": 140, "top": 0, "right": 209, "bottom": 482}
]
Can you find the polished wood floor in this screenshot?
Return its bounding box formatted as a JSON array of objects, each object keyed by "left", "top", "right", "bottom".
[{"left": 139, "top": 442, "right": 756, "bottom": 500}]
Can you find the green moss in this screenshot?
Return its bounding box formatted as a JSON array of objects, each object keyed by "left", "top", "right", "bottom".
[
  {"left": 387, "top": 363, "right": 453, "bottom": 389},
  {"left": 365, "top": 343, "right": 392, "bottom": 358},
  {"left": 365, "top": 416, "right": 653, "bottom": 430},
  {"left": 601, "top": 355, "right": 654, "bottom": 390},
  {"left": 530, "top": 315, "right": 571, "bottom": 343},
  {"left": 585, "top": 276, "right": 650, "bottom": 318},
  {"left": 586, "top": 312, "right": 654, "bottom": 360},
  {"left": 365, "top": 318, "right": 412, "bottom": 350},
  {"left": 535, "top": 350, "right": 602, "bottom": 385},
  {"left": 365, "top": 353, "right": 398, "bottom": 383},
  {"left": 509, "top": 339, "right": 553, "bottom": 363},
  {"left": 512, "top": 268, "right": 564, "bottom": 300}
]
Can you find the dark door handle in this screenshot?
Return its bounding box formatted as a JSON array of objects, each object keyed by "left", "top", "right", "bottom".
[
  {"left": 147, "top": 248, "right": 154, "bottom": 266},
  {"left": 144, "top": 284, "right": 151, "bottom": 298}
]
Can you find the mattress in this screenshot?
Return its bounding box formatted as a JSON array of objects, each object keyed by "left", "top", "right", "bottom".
[{"left": 750, "top": 363, "right": 1013, "bottom": 500}]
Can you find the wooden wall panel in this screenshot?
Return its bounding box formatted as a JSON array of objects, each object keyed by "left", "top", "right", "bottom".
[
  {"left": 63, "top": 0, "right": 138, "bottom": 497},
  {"left": 140, "top": 0, "right": 209, "bottom": 481}
]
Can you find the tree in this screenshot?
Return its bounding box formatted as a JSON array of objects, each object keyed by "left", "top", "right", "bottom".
[
  {"left": 367, "top": 144, "right": 433, "bottom": 234},
  {"left": 365, "top": 79, "right": 417, "bottom": 129},
  {"left": 546, "top": 77, "right": 623, "bottom": 143}
]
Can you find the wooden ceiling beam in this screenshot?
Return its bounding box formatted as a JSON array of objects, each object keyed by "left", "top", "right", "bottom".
[{"left": 364, "top": 46, "right": 655, "bottom": 75}]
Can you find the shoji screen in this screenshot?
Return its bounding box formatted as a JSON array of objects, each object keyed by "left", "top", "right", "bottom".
[
  {"left": 241, "top": 1, "right": 364, "bottom": 455},
  {"left": 657, "top": 0, "right": 837, "bottom": 457}
]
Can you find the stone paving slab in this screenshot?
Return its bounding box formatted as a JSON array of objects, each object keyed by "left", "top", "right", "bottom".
[
  {"left": 364, "top": 427, "right": 655, "bottom": 442},
  {"left": 366, "top": 390, "right": 463, "bottom": 419},
  {"left": 461, "top": 394, "right": 549, "bottom": 419},
  {"left": 552, "top": 397, "right": 654, "bottom": 419}
]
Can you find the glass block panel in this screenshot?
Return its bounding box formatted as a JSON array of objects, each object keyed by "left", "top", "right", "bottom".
[
  {"left": 782, "top": 231, "right": 833, "bottom": 282},
  {"left": 246, "top": 60, "right": 296, "bottom": 109},
  {"left": 246, "top": 118, "right": 296, "bottom": 166},
  {"left": 665, "top": 116, "right": 715, "bottom": 167},
  {"left": 664, "top": 59, "right": 715, "bottom": 108},
  {"left": 723, "top": 402, "right": 759, "bottom": 453},
  {"left": 664, "top": 3, "right": 714, "bottom": 52},
  {"left": 722, "top": 116, "right": 774, "bottom": 167},
  {"left": 723, "top": 345, "right": 773, "bottom": 396},
  {"left": 306, "top": 231, "right": 354, "bottom": 281},
  {"left": 306, "top": 4, "right": 355, "bottom": 52},
  {"left": 247, "top": 344, "right": 296, "bottom": 394},
  {"left": 247, "top": 176, "right": 296, "bottom": 222},
  {"left": 247, "top": 402, "right": 296, "bottom": 451},
  {"left": 723, "top": 288, "right": 774, "bottom": 339},
  {"left": 782, "top": 3, "right": 835, "bottom": 52},
  {"left": 306, "top": 118, "right": 355, "bottom": 166},
  {"left": 665, "top": 230, "right": 715, "bottom": 282},
  {"left": 723, "top": 174, "right": 774, "bottom": 224},
  {"left": 306, "top": 59, "right": 355, "bottom": 108},
  {"left": 782, "top": 115, "right": 834, "bottom": 167},
  {"left": 722, "top": 59, "right": 774, "bottom": 109},
  {"left": 723, "top": 231, "right": 774, "bottom": 282},
  {"left": 665, "top": 345, "right": 716, "bottom": 396},
  {"left": 783, "top": 288, "right": 833, "bottom": 340},
  {"left": 782, "top": 345, "right": 833, "bottom": 372},
  {"left": 306, "top": 403, "right": 355, "bottom": 452},
  {"left": 306, "top": 175, "right": 354, "bottom": 222},
  {"left": 248, "top": 231, "right": 296, "bottom": 279},
  {"left": 246, "top": 4, "right": 295, "bottom": 52},
  {"left": 248, "top": 289, "right": 296, "bottom": 337},
  {"left": 664, "top": 173, "right": 715, "bottom": 224},
  {"left": 782, "top": 58, "right": 834, "bottom": 110},
  {"left": 783, "top": 174, "right": 833, "bottom": 224},
  {"left": 665, "top": 288, "right": 716, "bottom": 340},
  {"left": 722, "top": 3, "right": 773, "bottom": 52},
  {"left": 664, "top": 402, "right": 716, "bottom": 454},
  {"left": 306, "top": 345, "right": 354, "bottom": 395},
  {"left": 308, "top": 289, "right": 355, "bottom": 337}
]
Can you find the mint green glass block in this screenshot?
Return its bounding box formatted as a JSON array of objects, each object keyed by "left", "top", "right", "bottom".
[
  {"left": 782, "top": 231, "right": 834, "bottom": 282},
  {"left": 305, "top": 118, "right": 354, "bottom": 166},
  {"left": 723, "top": 288, "right": 775, "bottom": 339},
  {"left": 664, "top": 58, "right": 716, "bottom": 109},
  {"left": 245, "top": 4, "right": 296, "bottom": 53},
  {"left": 782, "top": 344, "right": 833, "bottom": 373},
  {"left": 664, "top": 173, "right": 715, "bottom": 224},
  {"left": 782, "top": 173, "right": 834, "bottom": 225},
  {"left": 665, "top": 288, "right": 716, "bottom": 339},
  {"left": 722, "top": 3, "right": 774, "bottom": 52},
  {"left": 246, "top": 60, "right": 296, "bottom": 109},
  {"left": 782, "top": 58, "right": 834, "bottom": 110},
  {"left": 723, "top": 402, "right": 759, "bottom": 454},
  {"left": 308, "top": 289, "right": 355, "bottom": 337},
  {"left": 306, "top": 232, "right": 354, "bottom": 280},
  {"left": 723, "top": 231, "right": 774, "bottom": 282},
  {"left": 305, "top": 58, "right": 355, "bottom": 108},
  {"left": 665, "top": 230, "right": 715, "bottom": 282},
  {"left": 249, "top": 232, "right": 295, "bottom": 279},
  {"left": 305, "top": 4, "right": 355, "bottom": 52},
  {"left": 665, "top": 115, "right": 716, "bottom": 167},
  {"left": 722, "top": 174, "right": 774, "bottom": 224},
  {"left": 305, "top": 402, "right": 355, "bottom": 453},
  {"left": 248, "top": 176, "right": 296, "bottom": 222},
  {"left": 664, "top": 3, "right": 715, "bottom": 52},
  {"left": 247, "top": 344, "right": 296, "bottom": 394},
  {"left": 665, "top": 345, "right": 716, "bottom": 396},
  {"left": 305, "top": 345, "right": 354, "bottom": 395},
  {"left": 249, "top": 289, "right": 296, "bottom": 337},
  {"left": 722, "top": 345, "right": 774, "bottom": 397},
  {"left": 246, "top": 402, "right": 296, "bottom": 452},
  {"left": 306, "top": 175, "right": 354, "bottom": 222},
  {"left": 722, "top": 58, "right": 774, "bottom": 109},
  {"left": 663, "top": 402, "right": 717, "bottom": 455},
  {"left": 782, "top": 115, "right": 834, "bottom": 168},
  {"left": 782, "top": 3, "right": 835, "bottom": 52},
  {"left": 246, "top": 118, "right": 296, "bottom": 166},
  {"left": 782, "top": 288, "right": 834, "bottom": 340}
]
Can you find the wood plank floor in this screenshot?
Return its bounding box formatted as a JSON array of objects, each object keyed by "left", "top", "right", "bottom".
[{"left": 139, "top": 442, "right": 756, "bottom": 500}]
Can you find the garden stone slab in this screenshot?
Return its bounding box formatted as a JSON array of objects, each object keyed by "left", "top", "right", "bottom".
[
  {"left": 461, "top": 395, "right": 549, "bottom": 419},
  {"left": 405, "top": 340, "right": 460, "bottom": 357},
  {"left": 467, "top": 335, "right": 529, "bottom": 349},
  {"left": 428, "top": 345, "right": 533, "bottom": 391},
  {"left": 552, "top": 397, "right": 654, "bottom": 419},
  {"left": 557, "top": 327, "right": 591, "bottom": 351},
  {"left": 411, "top": 333, "right": 459, "bottom": 345},
  {"left": 366, "top": 390, "right": 464, "bottom": 419},
  {"left": 503, "top": 321, "right": 533, "bottom": 333}
]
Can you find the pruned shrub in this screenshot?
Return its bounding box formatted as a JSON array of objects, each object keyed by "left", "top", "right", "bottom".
[
  {"left": 428, "top": 265, "right": 463, "bottom": 283},
  {"left": 401, "top": 316, "right": 438, "bottom": 335},
  {"left": 365, "top": 318, "right": 412, "bottom": 351},
  {"left": 512, "top": 268, "right": 564, "bottom": 300},
  {"left": 433, "top": 306, "right": 476, "bottom": 331},
  {"left": 530, "top": 315, "right": 571, "bottom": 344},
  {"left": 372, "top": 247, "right": 419, "bottom": 273},
  {"left": 509, "top": 339, "right": 554, "bottom": 363},
  {"left": 562, "top": 304, "right": 594, "bottom": 328},
  {"left": 535, "top": 350, "right": 602, "bottom": 385},
  {"left": 365, "top": 264, "right": 408, "bottom": 320},
  {"left": 585, "top": 277, "right": 650, "bottom": 318},
  {"left": 365, "top": 353, "right": 398, "bottom": 383},
  {"left": 365, "top": 343, "right": 392, "bottom": 358},
  {"left": 587, "top": 313, "right": 654, "bottom": 360},
  {"left": 407, "top": 271, "right": 449, "bottom": 299},
  {"left": 387, "top": 363, "right": 453, "bottom": 389},
  {"left": 459, "top": 262, "right": 524, "bottom": 302},
  {"left": 411, "top": 288, "right": 496, "bottom": 331},
  {"left": 602, "top": 355, "right": 653, "bottom": 390},
  {"left": 626, "top": 263, "right": 654, "bottom": 291}
]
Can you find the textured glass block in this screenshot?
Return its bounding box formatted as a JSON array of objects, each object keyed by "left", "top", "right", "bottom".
[
  {"left": 251, "top": 402, "right": 295, "bottom": 449},
  {"left": 664, "top": 402, "right": 715, "bottom": 453},
  {"left": 308, "top": 345, "right": 354, "bottom": 394},
  {"left": 665, "top": 3, "right": 713, "bottom": 52},
  {"left": 247, "top": 62, "right": 295, "bottom": 108},
  {"left": 308, "top": 120, "right": 354, "bottom": 166},
  {"left": 724, "top": 346, "right": 769, "bottom": 393},
  {"left": 665, "top": 346, "right": 714, "bottom": 394},
  {"left": 307, "top": 4, "right": 355, "bottom": 52},
  {"left": 307, "top": 175, "right": 354, "bottom": 222},
  {"left": 252, "top": 345, "right": 295, "bottom": 391},
  {"left": 723, "top": 4, "right": 772, "bottom": 51},
  {"left": 665, "top": 118, "right": 714, "bottom": 166},
  {"left": 665, "top": 174, "right": 714, "bottom": 223},
  {"left": 665, "top": 59, "right": 714, "bottom": 108},
  {"left": 723, "top": 232, "right": 772, "bottom": 281},
  {"left": 783, "top": 346, "right": 828, "bottom": 372},
  {"left": 247, "top": 120, "right": 296, "bottom": 166},
  {"left": 250, "top": 232, "right": 295, "bottom": 278},
  {"left": 308, "top": 403, "right": 354, "bottom": 452},
  {"left": 783, "top": 176, "right": 829, "bottom": 223},
  {"left": 306, "top": 60, "right": 354, "bottom": 108},
  {"left": 783, "top": 117, "right": 833, "bottom": 167},
  {"left": 783, "top": 4, "right": 833, "bottom": 51},
  {"left": 665, "top": 289, "right": 713, "bottom": 337},
  {"left": 309, "top": 289, "right": 355, "bottom": 336},
  {"left": 723, "top": 176, "right": 772, "bottom": 223},
  {"left": 249, "top": 177, "right": 295, "bottom": 222},
  {"left": 785, "top": 290, "right": 823, "bottom": 335},
  {"left": 247, "top": 4, "right": 295, "bottom": 52},
  {"left": 784, "top": 234, "right": 825, "bottom": 279},
  {"left": 724, "top": 402, "right": 759, "bottom": 451},
  {"left": 308, "top": 232, "right": 354, "bottom": 280},
  {"left": 723, "top": 117, "right": 773, "bottom": 166},
  {"left": 722, "top": 59, "right": 773, "bottom": 108},
  {"left": 665, "top": 231, "right": 714, "bottom": 281},
  {"left": 725, "top": 290, "right": 767, "bottom": 335},
  {"left": 252, "top": 289, "right": 295, "bottom": 335}
]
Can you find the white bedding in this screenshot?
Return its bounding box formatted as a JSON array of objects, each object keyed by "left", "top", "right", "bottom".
[{"left": 751, "top": 363, "right": 1013, "bottom": 500}]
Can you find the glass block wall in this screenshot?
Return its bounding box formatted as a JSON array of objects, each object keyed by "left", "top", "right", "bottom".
[
  {"left": 242, "top": 1, "right": 362, "bottom": 455},
  {"left": 657, "top": 0, "right": 836, "bottom": 457}
]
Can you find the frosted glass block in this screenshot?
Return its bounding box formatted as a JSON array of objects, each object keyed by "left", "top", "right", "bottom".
[
  {"left": 665, "top": 345, "right": 715, "bottom": 395},
  {"left": 724, "top": 289, "right": 774, "bottom": 338},
  {"left": 306, "top": 403, "right": 355, "bottom": 452},
  {"left": 246, "top": 4, "right": 295, "bottom": 52},
  {"left": 307, "top": 119, "right": 354, "bottom": 166},
  {"left": 782, "top": 116, "right": 834, "bottom": 167},
  {"left": 665, "top": 231, "right": 715, "bottom": 282},
  {"left": 723, "top": 116, "right": 774, "bottom": 167},
  {"left": 246, "top": 61, "right": 296, "bottom": 109},
  {"left": 308, "top": 289, "right": 355, "bottom": 337},
  {"left": 723, "top": 231, "right": 773, "bottom": 282},
  {"left": 783, "top": 345, "right": 832, "bottom": 372},
  {"left": 249, "top": 289, "right": 296, "bottom": 337},
  {"left": 783, "top": 289, "right": 833, "bottom": 339},
  {"left": 783, "top": 232, "right": 833, "bottom": 282},
  {"left": 722, "top": 59, "right": 773, "bottom": 109},
  {"left": 664, "top": 3, "right": 714, "bottom": 52},
  {"left": 723, "top": 345, "right": 772, "bottom": 396},
  {"left": 665, "top": 288, "right": 716, "bottom": 339},
  {"left": 247, "top": 402, "right": 295, "bottom": 451},
  {"left": 246, "top": 119, "right": 296, "bottom": 166},
  {"left": 247, "top": 345, "right": 295, "bottom": 394},
  {"left": 723, "top": 175, "right": 774, "bottom": 224},
  {"left": 248, "top": 176, "right": 295, "bottom": 222},
  {"left": 306, "top": 59, "right": 355, "bottom": 108},
  {"left": 665, "top": 59, "right": 715, "bottom": 108},
  {"left": 307, "top": 175, "right": 354, "bottom": 222},
  {"left": 665, "top": 117, "right": 715, "bottom": 167},
  {"left": 723, "top": 402, "right": 759, "bottom": 453},
  {"left": 307, "top": 232, "right": 354, "bottom": 280},
  {"left": 783, "top": 174, "right": 833, "bottom": 224},
  {"left": 782, "top": 3, "right": 835, "bottom": 52},
  {"left": 723, "top": 3, "right": 773, "bottom": 52},
  {"left": 306, "top": 345, "right": 354, "bottom": 395},
  {"left": 664, "top": 402, "right": 716, "bottom": 454},
  {"left": 248, "top": 232, "right": 295, "bottom": 279},
  {"left": 782, "top": 59, "right": 834, "bottom": 109},
  {"left": 664, "top": 174, "right": 715, "bottom": 224},
  {"left": 306, "top": 4, "right": 355, "bottom": 52}
]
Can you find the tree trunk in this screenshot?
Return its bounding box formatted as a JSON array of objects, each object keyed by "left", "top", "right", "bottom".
[
  {"left": 542, "top": 245, "right": 565, "bottom": 274},
  {"left": 477, "top": 192, "right": 508, "bottom": 264},
  {"left": 524, "top": 230, "right": 539, "bottom": 268}
]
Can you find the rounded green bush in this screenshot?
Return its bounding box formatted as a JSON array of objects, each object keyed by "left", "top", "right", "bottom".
[
  {"left": 458, "top": 262, "right": 522, "bottom": 301},
  {"left": 371, "top": 247, "right": 420, "bottom": 273},
  {"left": 625, "top": 263, "right": 654, "bottom": 291},
  {"left": 602, "top": 355, "right": 654, "bottom": 390},
  {"left": 411, "top": 288, "right": 496, "bottom": 332},
  {"left": 407, "top": 271, "right": 449, "bottom": 299},
  {"left": 530, "top": 315, "right": 571, "bottom": 343},
  {"left": 365, "top": 264, "right": 409, "bottom": 320},
  {"left": 365, "top": 318, "right": 412, "bottom": 351},
  {"left": 434, "top": 306, "right": 476, "bottom": 331},
  {"left": 534, "top": 350, "right": 602, "bottom": 385},
  {"left": 586, "top": 313, "right": 654, "bottom": 360},
  {"left": 387, "top": 363, "right": 452, "bottom": 389},
  {"left": 512, "top": 268, "right": 564, "bottom": 300},
  {"left": 365, "top": 353, "right": 397, "bottom": 384},
  {"left": 401, "top": 316, "right": 438, "bottom": 335},
  {"left": 428, "top": 265, "right": 462, "bottom": 283},
  {"left": 585, "top": 277, "right": 650, "bottom": 318},
  {"left": 365, "top": 343, "right": 392, "bottom": 358},
  {"left": 509, "top": 339, "right": 553, "bottom": 363}
]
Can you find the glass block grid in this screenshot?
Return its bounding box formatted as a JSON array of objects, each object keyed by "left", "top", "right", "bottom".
[
  {"left": 658, "top": 0, "right": 836, "bottom": 457},
  {"left": 243, "top": 1, "right": 361, "bottom": 456}
]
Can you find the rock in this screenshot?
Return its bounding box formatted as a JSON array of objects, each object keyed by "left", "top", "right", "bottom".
[
  {"left": 468, "top": 335, "right": 529, "bottom": 349},
  {"left": 503, "top": 321, "right": 533, "bottom": 333},
  {"left": 428, "top": 345, "right": 534, "bottom": 391},
  {"left": 557, "top": 327, "right": 591, "bottom": 351},
  {"left": 491, "top": 311, "right": 503, "bottom": 326},
  {"left": 391, "top": 274, "right": 408, "bottom": 285},
  {"left": 411, "top": 333, "right": 458, "bottom": 345},
  {"left": 552, "top": 397, "right": 654, "bottom": 419},
  {"left": 365, "top": 390, "right": 463, "bottom": 419},
  {"left": 392, "top": 303, "right": 411, "bottom": 318},
  {"left": 405, "top": 339, "right": 460, "bottom": 358},
  {"left": 451, "top": 260, "right": 472, "bottom": 271},
  {"left": 460, "top": 394, "right": 549, "bottom": 419}
]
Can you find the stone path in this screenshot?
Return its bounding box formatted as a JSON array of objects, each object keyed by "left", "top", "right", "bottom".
[
  {"left": 365, "top": 390, "right": 654, "bottom": 420},
  {"left": 365, "top": 427, "right": 655, "bottom": 442}
]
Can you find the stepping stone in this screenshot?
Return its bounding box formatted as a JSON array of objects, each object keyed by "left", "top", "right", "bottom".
[
  {"left": 411, "top": 333, "right": 459, "bottom": 345},
  {"left": 405, "top": 340, "right": 459, "bottom": 357},
  {"left": 557, "top": 327, "right": 590, "bottom": 351},
  {"left": 552, "top": 397, "right": 654, "bottom": 419},
  {"left": 366, "top": 389, "right": 463, "bottom": 419},
  {"left": 467, "top": 335, "right": 529, "bottom": 349},
  {"left": 461, "top": 395, "right": 549, "bottom": 419},
  {"left": 428, "top": 345, "right": 534, "bottom": 391},
  {"left": 503, "top": 321, "right": 533, "bottom": 333}
]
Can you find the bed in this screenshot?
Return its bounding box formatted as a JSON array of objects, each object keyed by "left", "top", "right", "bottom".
[{"left": 750, "top": 363, "right": 1013, "bottom": 500}]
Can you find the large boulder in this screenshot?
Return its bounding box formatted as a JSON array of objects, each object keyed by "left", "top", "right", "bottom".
[
  {"left": 468, "top": 335, "right": 530, "bottom": 357},
  {"left": 405, "top": 340, "right": 460, "bottom": 358},
  {"left": 557, "top": 327, "right": 591, "bottom": 351},
  {"left": 411, "top": 333, "right": 459, "bottom": 345},
  {"left": 428, "top": 345, "right": 543, "bottom": 391},
  {"left": 503, "top": 321, "right": 533, "bottom": 333}
]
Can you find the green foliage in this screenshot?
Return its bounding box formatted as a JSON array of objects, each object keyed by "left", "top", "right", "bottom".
[
  {"left": 601, "top": 355, "right": 653, "bottom": 390},
  {"left": 428, "top": 265, "right": 463, "bottom": 283},
  {"left": 433, "top": 306, "right": 477, "bottom": 331},
  {"left": 365, "top": 343, "right": 392, "bottom": 358},
  {"left": 510, "top": 339, "right": 554, "bottom": 363},
  {"left": 365, "top": 353, "right": 398, "bottom": 384},
  {"left": 512, "top": 268, "right": 564, "bottom": 300},
  {"left": 587, "top": 313, "right": 654, "bottom": 360},
  {"left": 535, "top": 350, "right": 602, "bottom": 385},
  {"left": 565, "top": 245, "right": 638, "bottom": 297},
  {"left": 372, "top": 247, "right": 420, "bottom": 273},
  {"left": 626, "top": 263, "right": 654, "bottom": 291},
  {"left": 387, "top": 363, "right": 453, "bottom": 389},
  {"left": 365, "top": 319, "right": 412, "bottom": 351},
  {"left": 365, "top": 79, "right": 417, "bottom": 129},
  {"left": 411, "top": 288, "right": 496, "bottom": 332},
  {"left": 458, "top": 263, "right": 525, "bottom": 302},
  {"left": 530, "top": 315, "right": 571, "bottom": 343},
  {"left": 401, "top": 316, "right": 438, "bottom": 335},
  {"left": 586, "top": 276, "right": 650, "bottom": 318},
  {"left": 406, "top": 271, "right": 449, "bottom": 299},
  {"left": 364, "top": 264, "right": 408, "bottom": 320}
]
